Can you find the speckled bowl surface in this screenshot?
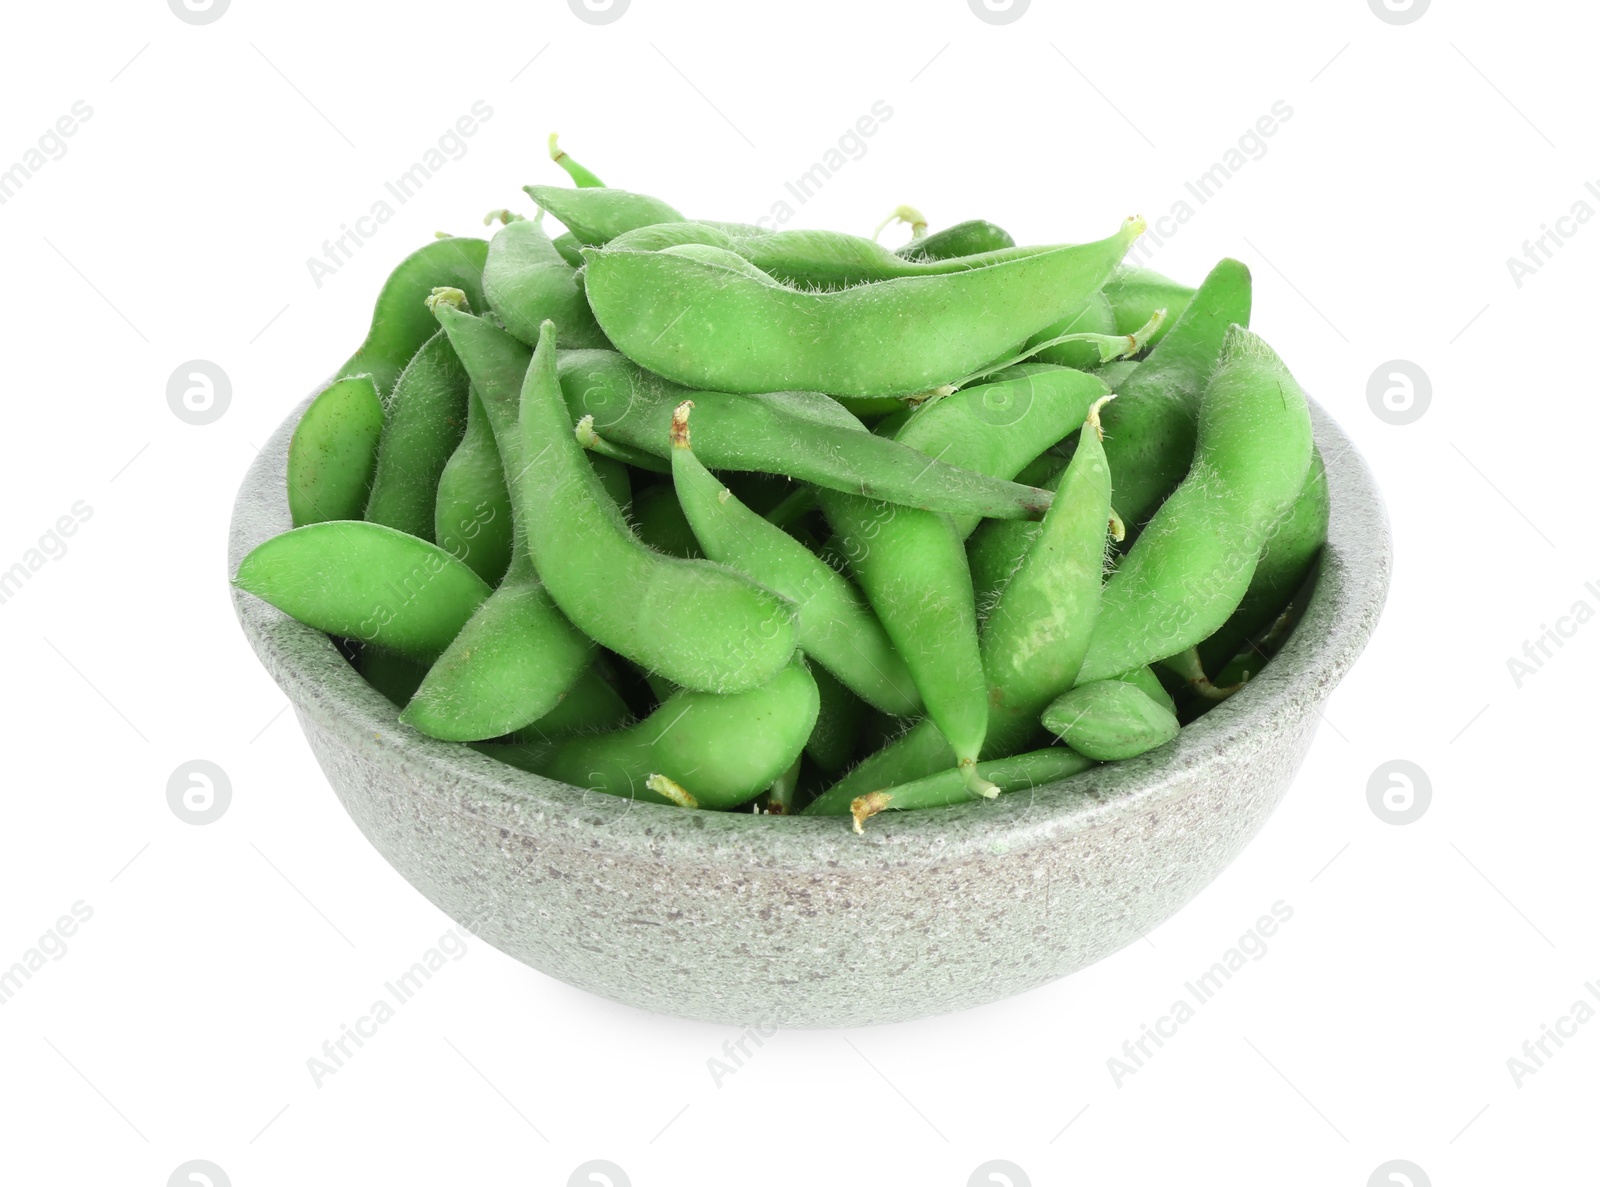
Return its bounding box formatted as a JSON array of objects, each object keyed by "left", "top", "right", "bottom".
[{"left": 231, "top": 393, "right": 1389, "bottom": 1027}]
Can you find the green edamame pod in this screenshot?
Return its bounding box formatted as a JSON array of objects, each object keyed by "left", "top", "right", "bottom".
[
  {"left": 359, "top": 648, "right": 429, "bottom": 707},
  {"left": 233, "top": 521, "right": 490, "bottom": 660},
  {"left": 817, "top": 491, "right": 992, "bottom": 795},
  {"left": 557, "top": 350, "right": 1052, "bottom": 521},
  {"left": 894, "top": 365, "right": 1108, "bottom": 537},
  {"left": 818, "top": 748, "right": 1096, "bottom": 828},
  {"left": 483, "top": 218, "right": 609, "bottom": 349},
  {"left": 631, "top": 483, "right": 701, "bottom": 558},
  {"left": 607, "top": 223, "right": 737, "bottom": 254},
  {"left": 481, "top": 658, "right": 820, "bottom": 810},
  {"left": 1077, "top": 326, "right": 1314, "bottom": 684},
  {"left": 288, "top": 376, "right": 384, "bottom": 527},
  {"left": 404, "top": 301, "right": 597, "bottom": 739},
  {"left": 1023, "top": 294, "right": 1119, "bottom": 370},
  {"left": 1042, "top": 670, "right": 1180, "bottom": 761},
  {"left": 977, "top": 397, "right": 1116, "bottom": 751},
  {"left": 401, "top": 570, "right": 596, "bottom": 740},
  {"left": 551, "top": 232, "right": 585, "bottom": 268},
  {"left": 967, "top": 452, "right": 1072, "bottom": 614},
  {"left": 612, "top": 221, "right": 1048, "bottom": 290},
  {"left": 520, "top": 321, "right": 800, "bottom": 694},
  {"left": 1103, "top": 267, "right": 1195, "bottom": 342},
  {"left": 506, "top": 667, "right": 632, "bottom": 742},
  {"left": 895, "top": 219, "right": 1016, "bottom": 262},
  {"left": 1093, "top": 359, "right": 1140, "bottom": 389},
  {"left": 582, "top": 217, "right": 1144, "bottom": 398},
  {"left": 590, "top": 454, "right": 633, "bottom": 511},
  {"left": 670, "top": 403, "right": 920, "bottom": 716},
  {"left": 1119, "top": 664, "right": 1177, "bottom": 715},
  {"left": 336, "top": 237, "right": 489, "bottom": 396},
  {"left": 811, "top": 395, "right": 1117, "bottom": 806},
  {"left": 1099, "top": 258, "right": 1253, "bottom": 527},
  {"left": 363, "top": 331, "right": 470, "bottom": 541},
  {"left": 548, "top": 134, "right": 605, "bottom": 188},
  {"left": 806, "top": 666, "right": 866, "bottom": 775},
  {"left": 524, "top": 184, "right": 684, "bottom": 245},
  {"left": 1196, "top": 448, "right": 1329, "bottom": 676},
  {"left": 434, "top": 387, "right": 514, "bottom": 585}
]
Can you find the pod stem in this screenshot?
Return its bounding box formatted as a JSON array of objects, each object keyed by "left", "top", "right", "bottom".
[
  {"left": 1087, "top": 393, "right": 1117, "bottom": 442},
  {"left": 574, "top": 415, "right": 671, "bottom": 473},
  {"left": 1164, "top": 646, "right": 1246, "bottom": 703},
  {"left": 873, "top": 204, "right": 929, "bottom": 243},
  {"left": 670, "top": 400, "right": 695, "bottom": 450},
  {"left": 548, "top": 133, "right": 606, "bottom": 188},
  {"left": 483, "top": 208, "right": 525, "bottom": 226},
  {"left": 960, "top": 759, "right": 1000, "bottom": 800},
  {"left": 646, "top": 773, "right": 699, "bottom": 809},
  {"left": 851, "top": 792, "right": 892, "bottom": 834},
  {"left": 425, "top": 286, "right": 470, "bottom": 314}
]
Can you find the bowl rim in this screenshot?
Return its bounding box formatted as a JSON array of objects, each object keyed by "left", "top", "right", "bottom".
[{"left": 230, "top": 386, "right": 1391, "bottom": 872}]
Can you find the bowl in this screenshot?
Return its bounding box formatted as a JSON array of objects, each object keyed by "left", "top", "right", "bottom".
[{"left": 230, "top": 392, "right": 1390, "bottom": 1027}]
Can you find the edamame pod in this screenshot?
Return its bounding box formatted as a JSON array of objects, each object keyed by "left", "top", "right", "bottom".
[
  {"left": 1077, "top": 325, "right": 1314, "bottom": 684},
  {"left": 410, "top": 300, "right": 599, "bottom": 738},
  {"left": 233, "top": 521, "right": 490, "bottom": 660},
  {"left": 506, "top": 667, "right": 633, "bottom": 742},
  {"left": 1024, "top": 294, "right": 1119, "bottom": 370},
  {"left": 364, "top": 330, "right": 469, "bottom": 541},
  {"left": 401, "top": 569, "right": 595, "bottom": 740},
  {"left": 1043, "top": 669, "right": 1180, "bottom": 761},
  {"left": 558, "top": 350, "right": 1054, "bottom": 520},
  {"left": 812, "top": 395, "right": 1117, "bottom": 803},
  {"left": 434, "top": 387, "right": 514, "bottom": 585},
  {"left": 612, "top": 221, "right": 1051, "bottom": 290},
  {"left": 977, "top": 397, "right": 1116, "bottom": 751},
  {"left": 360, "top": 648, "right": 428, "bottom": 707},
  {"left": 520, "top": 321, "right": 800, "bottom": 694},
  {"left": 582, "top": 217, "right": 1144, "bottom": 398},
  {"left": 817, "top": 491, "right": 992, "bottom": 795},
  {"left": 805, "top": 666, "right": 866, "bottom": 775},
  {"left": 483, "top": 218, "right": 609, "bottom": 349},
  {"left": 288, "top": 376, "right": 384, "bottom": 527},
  {"left": 336, "top": 237, "right": 489, "bottom": 396},
  {"left": 894, "top": 365, "right": 1108, "bottom": 537},
  {"left": 481, "top": 659, "right": 820, "bottom": 810},
  {"left": 1099, "top": 258, "right": 1253, "bottom": 527},
  {"left": 895, "top": 219, "right": 1016, "bottom": 262},
  {"left": 1196, "top": 448, "right": 1329, "bottom": 676},
  {"left": 817, "top": 747, "right": 1096, "bottom": 828},
  {"left": 631, "top": 483, "right": 701, "bottom": 558},
  {"left": 670, "top": 403, "right": 921, "bottom": 716},
  {"left": 1103, "top": 267, "right": 1195, "bottom": 341},
  {"left": 524, "top": 184, "right": 684, "bottom": 245}
]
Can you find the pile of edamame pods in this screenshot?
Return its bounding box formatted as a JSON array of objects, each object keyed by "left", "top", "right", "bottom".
[{"left": 235, "top": 136, "right": 1328, "bottom": 832}]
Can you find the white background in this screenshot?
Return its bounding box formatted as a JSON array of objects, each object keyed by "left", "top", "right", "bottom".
[{"left": 1, "top": 0, "right": 1595, "bottom": 1184}]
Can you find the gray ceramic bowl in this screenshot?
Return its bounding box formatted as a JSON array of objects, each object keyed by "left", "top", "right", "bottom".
[{"left": 231, "top": 394, "right": 1389, "bottom": 1027}]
